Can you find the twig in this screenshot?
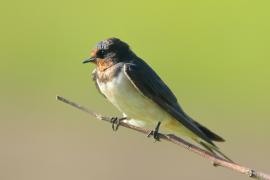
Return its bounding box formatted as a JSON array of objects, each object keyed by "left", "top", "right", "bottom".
[{"left": 56, "top": 95, "right": 270, "bottom": 180}]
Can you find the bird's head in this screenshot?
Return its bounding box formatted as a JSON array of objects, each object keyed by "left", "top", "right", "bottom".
[{"left": 83, "top": 38, "right": 133, "bottom": 71}]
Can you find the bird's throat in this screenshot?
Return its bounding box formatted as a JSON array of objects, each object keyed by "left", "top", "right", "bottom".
[{"left": 97, "top": 59, "right": 114, "bottom": 72}]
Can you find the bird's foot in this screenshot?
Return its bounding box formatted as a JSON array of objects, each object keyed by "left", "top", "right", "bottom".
[
  {"left": 147, "top": 121, "right": 161, "bottom": 142},
  {"left": 110, "top": 117, "right": 127, "bottom": 131}
]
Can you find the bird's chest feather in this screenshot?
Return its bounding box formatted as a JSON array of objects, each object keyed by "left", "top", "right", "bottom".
[
  {"left": 96, "top": 68, "right": 169, "bottom": 125},
  {"left": 97, "top": 69, "right": 143, "bottom": 111}
]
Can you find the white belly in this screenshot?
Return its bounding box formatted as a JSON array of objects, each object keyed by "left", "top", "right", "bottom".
[{"left": 97, "top": 70, "right": 171, "bottom": 128}]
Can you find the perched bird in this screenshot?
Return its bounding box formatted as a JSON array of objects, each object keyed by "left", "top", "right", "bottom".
[{"left": 83, "top": 38, "right": 231, "bottom": 161}]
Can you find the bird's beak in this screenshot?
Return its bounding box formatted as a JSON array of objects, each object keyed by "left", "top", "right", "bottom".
[{"left": 82, "top": 57, "right": 96, "bottom": 64}]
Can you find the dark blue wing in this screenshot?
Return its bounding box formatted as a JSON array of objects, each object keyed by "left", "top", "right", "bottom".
[{"left": 124, "top": 58, "right": 217, "bottom": 146}]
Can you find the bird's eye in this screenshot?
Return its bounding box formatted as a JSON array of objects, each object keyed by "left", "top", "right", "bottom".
[{"left": 99, "top": 50, "right": 106, "bottom": 57}]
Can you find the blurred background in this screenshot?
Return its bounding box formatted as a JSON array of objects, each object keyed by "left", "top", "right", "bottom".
[{"left": 1, "top": 0, "right": 269, "bottom": 179}]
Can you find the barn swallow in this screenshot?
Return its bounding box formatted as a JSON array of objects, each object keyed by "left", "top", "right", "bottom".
[{"left": 83, "top": 38, "right": 232, "bottom": 161}]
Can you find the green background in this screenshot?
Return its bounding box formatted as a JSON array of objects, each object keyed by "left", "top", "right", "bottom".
[{"left": 1, "top": 0, "right": 269, "bottom": 179}]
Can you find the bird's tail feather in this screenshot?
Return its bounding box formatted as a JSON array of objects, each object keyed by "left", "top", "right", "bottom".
[
  {"left": 192, "top": 121, "right": 225, "bottom": 142},
  {"left": 197, "top": 140, "right": 234, "bottom": 163}
]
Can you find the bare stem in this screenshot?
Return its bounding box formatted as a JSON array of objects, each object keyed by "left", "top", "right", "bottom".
[{"left": 56, "top": 95, "right": 270, "bottom": 180}]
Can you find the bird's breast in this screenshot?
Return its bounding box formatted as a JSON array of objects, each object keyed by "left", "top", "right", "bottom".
[{"left": 96, "top": 68, "right": 170, "bottom": 127}]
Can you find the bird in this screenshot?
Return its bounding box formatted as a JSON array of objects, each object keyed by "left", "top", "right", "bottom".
[{"left": 83, "top": 37, "right": 232, "bottom": 161}]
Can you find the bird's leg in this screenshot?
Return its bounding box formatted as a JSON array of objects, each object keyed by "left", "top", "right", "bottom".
[
  {"left": 147, "top": 121, "right": 161, "bottom": 141},
  {"left": 110, "top": 117, "right": 127, "bottom": 131}
]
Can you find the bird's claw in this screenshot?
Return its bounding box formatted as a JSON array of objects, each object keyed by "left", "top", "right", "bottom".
[
  {"left": 110, "top": 117, "right": 127, "bottom": 131},
  {"left": 147, "top": 121, "right": 161, "bottom": 142}
]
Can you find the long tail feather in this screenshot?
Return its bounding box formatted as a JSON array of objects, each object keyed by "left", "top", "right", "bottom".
[{"left": 197, "top": 140, "right": 234, "bottom": 163}]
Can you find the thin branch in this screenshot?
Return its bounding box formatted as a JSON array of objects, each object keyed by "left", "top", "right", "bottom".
[{"left": 56, "top": 95, "right": 270, "bottom": 180}]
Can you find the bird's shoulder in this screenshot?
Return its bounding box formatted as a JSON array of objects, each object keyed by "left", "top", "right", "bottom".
[{"left": 123, "top": 58, "right": 181, "bottom": 110}]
